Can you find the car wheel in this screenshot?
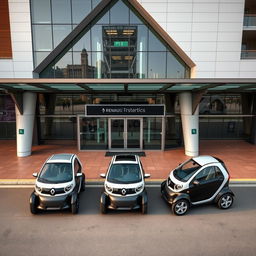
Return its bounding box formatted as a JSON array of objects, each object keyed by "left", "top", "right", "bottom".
[
  {"left": 80, "top": 173, "right": 85, "bottom": 192},
  {"left": 141, "top": 203, "right": 147, "bottom": 214},
  {"left": 172, "top": 199, "right": 189, "bottom": 216},
  {"left": 30, "top": 193, "right": 38, "bottom": 214},
  {"left": 217, "top": 193, "right": 233, "bottom": 209},
  {"left": 71, "top": 198, "right": 79, "bottom": 214},
  {"left": 100, "top": 194, "right": 108, "bottom": 214}
]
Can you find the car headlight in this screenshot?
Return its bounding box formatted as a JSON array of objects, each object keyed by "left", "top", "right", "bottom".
[
  {"left": 174, "top": 184, "right": 183, "bottom": 190},
  {"left": 106, "top": 185, "right": 113, "bottom": 193},
  {"left": 135, "top": 185, "right": 143, "bottom": 193},
  {"left": 35, "top": 184, "right": 42, "bottom": 193},
  {"left": 64, "top": 184, "right": 73, "bottom": 193}
]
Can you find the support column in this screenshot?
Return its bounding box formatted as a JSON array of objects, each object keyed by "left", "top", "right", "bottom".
[
  {"left": 179, "top": 92, "right": 199, "bottom": 157},
  {"left": 15, "top": 92, "right": 37, "bottom": 157}
]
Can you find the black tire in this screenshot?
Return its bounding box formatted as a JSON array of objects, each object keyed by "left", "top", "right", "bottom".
[
  {"left": 71, "top": 198, "right": 79, "bottom": 214},
  {"left": 30, "top": 201, "right": 38, "bottom": 214},
  {"left": 100, "top": 201, "right": 107, "bottom": 214},
  {"left": 172, "top": 199, "right": 189, "bottom": 216},
  {"left": 80, "top": 173, "right": 85, "bottom": 192},
  {"left": 30, "top": 193, "right": 38, "bottom": 214},
  {"left": 100, "top": 193, "right": 108, "bottom": 214},
  {"left": 141, "top": 203, "right": 148, "bottom": 214},
  {"left": 217, "top": 193, "right": 233, "bottom": 209}
]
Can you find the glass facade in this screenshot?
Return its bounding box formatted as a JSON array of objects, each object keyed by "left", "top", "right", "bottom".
[
  {"left": 0, "top": 94, "right": 16, "bottom": 139},
  {"left": 31, "top": 0, "right": 190, "bottom": 78}
]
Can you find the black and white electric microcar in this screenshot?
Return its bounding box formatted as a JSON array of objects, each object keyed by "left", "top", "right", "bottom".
[
  {"left": 161, "top": 155, "right": 234, "bottom": 215},
  {"left": 30, "top": 154, "right": 85, "bottom": 214},
  {"left": 100, "top": 154, "right": 150, "bottom": 214}
]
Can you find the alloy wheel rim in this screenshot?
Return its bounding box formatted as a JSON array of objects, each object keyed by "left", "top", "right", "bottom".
[
  {"left": 175, "top": 201, "right": 188, "bottom": 214},
  {"left": 221, "top": 195, "right": 232, "bottom": 208}
]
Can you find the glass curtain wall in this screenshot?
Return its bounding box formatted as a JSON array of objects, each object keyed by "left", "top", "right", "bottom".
[
  {"left": 31, "top": 0, "right": 189, "bottom": 79},
  {"left": 0, "top": 94, "right": 16, "bottom": 139}
]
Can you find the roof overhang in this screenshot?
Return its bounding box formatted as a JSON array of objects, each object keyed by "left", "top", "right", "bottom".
[{"left": 1, "top": 78, "right": 256, "bottom": 94}]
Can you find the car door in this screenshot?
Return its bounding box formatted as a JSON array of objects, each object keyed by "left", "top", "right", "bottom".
[
  {"left": 74, "top": 158, "right": 82, "bottom": 192},
  {"left": 189, "top": 166, "right": 224, "bottom": 203}
]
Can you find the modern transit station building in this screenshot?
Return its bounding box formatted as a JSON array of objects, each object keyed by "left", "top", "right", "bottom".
[{"left": 0, "top": 0, "right": 256, "bottom": 157}]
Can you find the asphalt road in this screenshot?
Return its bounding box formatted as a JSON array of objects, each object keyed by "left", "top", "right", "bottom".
[{"left": 0, "top": 186, "right": 255, "bottom": 256}]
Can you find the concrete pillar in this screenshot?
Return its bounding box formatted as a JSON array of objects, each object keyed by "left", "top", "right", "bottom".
[
  {"left": 15, "top": 92, "right": 37, "bottom": 157},
  {"left": 179, "top": 92, "right": 199, "bottom": 157}
]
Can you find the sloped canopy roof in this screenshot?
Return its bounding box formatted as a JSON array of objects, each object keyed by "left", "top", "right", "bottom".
[
  {"left": 1, "top": 78, "right": 256, "bottom": 94},
  {"left": 33, "top": 0, "right": 195, "bottom": 76}
]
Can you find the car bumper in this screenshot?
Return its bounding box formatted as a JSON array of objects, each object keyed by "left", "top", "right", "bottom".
[
  {"left": 107, "top": 191, "right": 146, "bottom": 210},
  {"left": 161, "top": 181, "right": 178, "bottom": 205},
  {"left": 35, "top": 192, "right": 72, "bottom": 210}
]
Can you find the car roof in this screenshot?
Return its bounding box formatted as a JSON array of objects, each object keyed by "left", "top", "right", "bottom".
[
  {"left": 47, "top": 154, "right": 75, "bottom": 163},
  {"left": 192, "top": 155, "right": 219, "bottom": 166},
  {"left": 112, "top": 154, "right": 139, "bottom": 164}
]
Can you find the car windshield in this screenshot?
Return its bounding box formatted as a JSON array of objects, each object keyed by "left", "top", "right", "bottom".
[
  {"left": 107, "top": 163, "right": 142, "bottom": 184},
  {"left": 173, "top": 159, "right": 201, "bottom": 182},
  {"left": 38, "top": 163, "right": 73, "bottom": 184}
]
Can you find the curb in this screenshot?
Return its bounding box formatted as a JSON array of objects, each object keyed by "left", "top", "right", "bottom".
[{"left": 1, "top": 178, "right": 256, "bottom": 186}]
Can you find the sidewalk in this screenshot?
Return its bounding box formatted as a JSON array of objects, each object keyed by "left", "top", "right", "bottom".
[{"left": 0, "top": 140, "right": 255, "bottom": 184}]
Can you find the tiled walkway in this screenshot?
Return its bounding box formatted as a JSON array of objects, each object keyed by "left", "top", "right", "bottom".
[{"left": 0, "top": 140, "right": 255, "bottom": 180}]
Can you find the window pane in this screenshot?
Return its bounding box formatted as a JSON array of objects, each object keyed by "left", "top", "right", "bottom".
[
  {"left": 167, "top": 52, "right": 186, "bottom": 78},
  {"left": 110, "top": 0, "right": 129, "bottom": 24},
  {"left": 148, "top": 30, "right": 166, "bottom": 51},
  {"left": 31, "top": 0, "right": 51, "bottom": 24},
  {"left": 130, "top": 9, "right": 143, "bottom": 24},
  {"left": 33, "top": 25, "right": 53, "bottom": 51},
  {"left": 34, "top": 52, "right": 51, "bottom": 67},
  {"left": 53, "top": 25, "right": 72, "bottom": 48},
  {"left": 54, "top": 52, "right": 73, "bottom": 78},
  {"left": 143, "top": 118, "right": 162, "bottom": 149},
  {"left": 72, "top": 0, "right": 91, "bottom": 24},
  {"left": 92, "top": 52, "right": 105, "bottom": 78},
  {"left": 137, "top": 25, "right": 148, "bottom": 51},
  {"left": 91, "top": 25, "right": 103, "bottom": 51},
  {"left": 96, "top": 10, "right": 110, "bottom": 24},
  {"left": 80, "top": 117, "right": 108, "bottom": 150},
  {"left": 148, "top": 52, "right": 166, "bottom": 78},
  {"left": 92, "top": 0, "right": 101, "bottom": 9},
  {"left": 73, "top": 51, "right": 93, "bottom": 78},
  {"left": 52, "top": 0, "right": 71, "bottom": 24},
  {"left": 73, "top": 29, "right": 91, "bottom": 51},
  {"left": 136, "top": 52, "right": 147, "bottom": 78}
]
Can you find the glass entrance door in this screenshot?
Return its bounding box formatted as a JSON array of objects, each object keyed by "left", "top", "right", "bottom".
[
  {"left": 110, "top": 119, "right": 124, "bottom": 148},
  {"left": 127, "top": 119, "right": 141, "bottom": 149},
  {"left": 109, "top": 118, "right": 142, "bottom": 150}
]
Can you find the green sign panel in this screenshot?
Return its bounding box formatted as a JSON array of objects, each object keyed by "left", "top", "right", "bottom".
[
  {"left": 114, "top": 41, "right": 128, "bottom": 47},
  {"left": 191, "top": 129, "right": 197, "bottom": 135},
  {"left": 19, "top": 129, "right": 24, "bottom": 135}
]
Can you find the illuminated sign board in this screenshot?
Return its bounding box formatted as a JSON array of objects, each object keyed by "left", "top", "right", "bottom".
[{"left": 113, "top": 41, "right": 129, "bottom": 47}]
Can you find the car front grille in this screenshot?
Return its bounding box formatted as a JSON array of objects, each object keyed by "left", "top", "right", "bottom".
[
  {"left": 41, "top": 187, "right": 65, "bottom": 195},
  {"left": 112, "top": 188, "right": 136, "bottom": 195}
]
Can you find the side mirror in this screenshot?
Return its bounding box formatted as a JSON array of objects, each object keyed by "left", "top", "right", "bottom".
[
  {"left": 32, "top": 173, "right": 38, "bottom": 178},
  {"left": 76, "top": 173, "right": 82, "bottom": 177},
  {"left": 144, "top": 174, "right": 150, "bottom": 179},
  {"left": 100, "top": 173, "right": 106, "bottom": 178},
  {"left": 193, "top": 180, "right": 200, "bottom": 186}
]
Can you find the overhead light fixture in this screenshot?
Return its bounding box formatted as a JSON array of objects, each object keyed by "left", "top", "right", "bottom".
[
  {"left": 106, "top": 29, "right": 118, "bottom": 35},
  {"left": 124, "top": 56, "right": 133, "bottom": 61},
  {"left": 123, "top": 29, "right": 134, "bottom": 35},
  {"left": 112, "top": 56, "right": 122, "bottom": 60}
]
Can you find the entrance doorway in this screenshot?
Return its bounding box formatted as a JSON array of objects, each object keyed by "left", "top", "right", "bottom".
[{"left": 109, "top": 118, "right": 142, "bottom": 150}]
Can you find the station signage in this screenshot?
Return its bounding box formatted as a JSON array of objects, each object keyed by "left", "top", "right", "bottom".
[{"left": 85, "top": 105, "right": 165, "bottom": 116}]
